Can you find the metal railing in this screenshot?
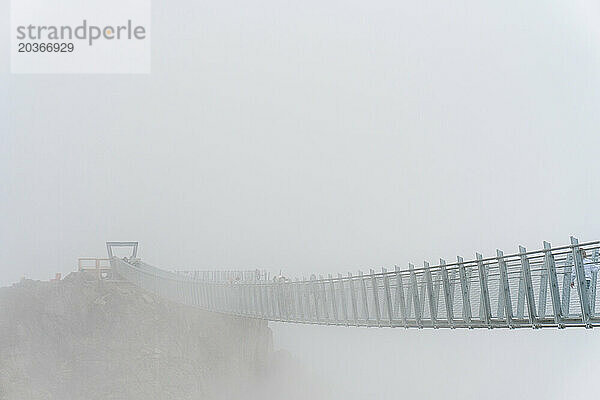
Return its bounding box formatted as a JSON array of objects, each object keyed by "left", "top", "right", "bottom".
[
  {"left": 109, "top": 237, "right": 600, "bottom": 329},
  {"left": 174, "top": 269, "right": 268, "bottom": 283},
  {"left": 78, "top": 258, "right": 112, "bottom": 280}
]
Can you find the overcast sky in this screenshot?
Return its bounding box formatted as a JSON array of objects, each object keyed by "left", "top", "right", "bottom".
[
  {"left": 2, "top": 0, "right": 599, "bottom": 286},
  {"left": 2, "top": 1, "right": 600, "bottom": 398}
]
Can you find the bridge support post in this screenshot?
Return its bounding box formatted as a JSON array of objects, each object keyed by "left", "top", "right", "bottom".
[
  {"left": 571, "top": 237, "right": 592, "bottom": 327},
  {"left": 440, "top": 259, "right": 454, "bottom": 328},
  {"left": 591, "top": 272, "right": 598, "bottom": 317},
  {"left": 457, "top": 256, "right": 472, "bottom": 328},
  {"left": 329, "top": 274, "right": 339, "bottom": 324},
  {"left": 269, "top": 281, "right": 276, "bottom": 319},
  {"left": 287, "top": 280, "right": 294, "bottom": 320},
  {"left": 302, "top": 277, "right": 310, "bottom": 322},
  {"left": 303, "top": 277, "right": 311, "bottom": 322},
  {"left": 206, "top": 281, "right": 212, "bottom": 311},
  {"left": 433, "top": 272, "right": 441, "bottom": 317},
  {"left": 193, "top": 277, "right": 199, "bottom": 307},
  {"left": 419, "top": 281, "right": 426, "bottom": 319},
  {"left": 307, "top": 277, "right": 315, "bottom": 322},
  {"left": 207, "top": 279, "right": 212, "bottom": 310},
  {"left": 562, "top": 254, "right": 572, "bottom": 317},
  {"left": 241, "top": 283, "right": 247, "bottom": 316},
  {"left": 290, "top": 281, "right": 297, "bottom": 320},
  {"left": 212, "top": 280, "right": 219, "bottom": 311},
  {"left": 319, "top": 276, "right": 329, "bottom": 322},
  {"left": 588, "top": 271, "right": 598, "bottom": 318},
  {"left": 424, "top": 261, "right": 437, "bottom": 328},
  {"left": 496, "top": 250, "right": 514, "bottom": 328},
  {"left": 348, "top": 273, "right": 359, "bottom": 326},
  {"left": 519, "top": 246, "right": 539, "bottom": 328},
  {"left": 295, "top": 279, "right": 303, "bottom": 322},
  {"left": 288, "top": 278, "right": 300, "bottom": 321},
  {"left": 538, "top": 265, "right": 548, "bottom": 319},
  {"left": 359, "top": 271, "right": 369, "bottom": 325},
  {"left": 257, "top": 281, "right": 264, "bottom": 318},
  {"left": 274, "top": 281, "right": 280, "bottom": 320},
  {"left": 592, "top": 249, "right": 599, "bottom": 317},
  {"left": 282, "top": 281, "right": 289, "bottom": 320},
  {"left": 214, "top": 280, "right": 219, "bottom": 312},
  {"left": 239, "top": 284, "right": 247, "bottom": 316},
  {"left": 253, "top": 284, "right": 260, "bottom": 317},
  {"left": 194, "top": 277, "right": 199, "bottom": 308},
  {"left": 409, "top": 264, "right": 422, "bottom": 328},
  {"left": 277, "top": 281, "right": 284, "bottom": 321},
  {"left": 272, "top": 281, "right": 279, "bottom": 320},
  {"left": 199, "top": 282, "right": 205, "bottom": 309},
  {"left": 394, "top": 266, "right": 408, "bottom": 328},
  {"left": 517, "top": 266, "right": 526, "bottom": 320},
  {"left": 311, "top": 275, "right": 320, "bottom": 322},
  {"left": 338, "top": 274, "right": 349, "bottom": 326},
  {"left": 449, "top": 270, "right": 457, "bottom": 307},
  {"left": 370, "top": 269, "right": 381, "bottom": 327},
  {"left": 542, "top": 242, "right": 563, "bottom": 327},
  {"left": 382, "top": 268, "right": 394, "bottom": 327},
  {"left": 476, "top": 253, "right": 492, "bottom": 328},
  {"left": 219, "top": 282, "right": 224, "bottom": 313}
]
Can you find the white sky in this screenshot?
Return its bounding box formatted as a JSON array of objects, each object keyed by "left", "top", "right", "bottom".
[
  {"left": 1, "top": 1, "right": 600, "bottom": 398},
  {"left": 2, "top": 0, "right": 599, "bottom": 286}
]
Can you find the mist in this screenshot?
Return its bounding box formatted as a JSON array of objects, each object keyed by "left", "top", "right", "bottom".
[{"left": 2, "top": 0, "right": 600, "bottom": 398}]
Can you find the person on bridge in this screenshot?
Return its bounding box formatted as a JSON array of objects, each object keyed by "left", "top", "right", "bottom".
[{"left": 570, "top": 249, "right": 599, "bottom": 292}]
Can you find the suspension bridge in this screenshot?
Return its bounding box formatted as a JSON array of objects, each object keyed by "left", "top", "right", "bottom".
[{"left": 104, "top": 237, "right": 600, "bottom": 329}]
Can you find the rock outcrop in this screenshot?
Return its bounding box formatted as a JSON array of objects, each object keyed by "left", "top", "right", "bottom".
[{"left": 0, "top": 272, "right": 286, "bottom": 400}]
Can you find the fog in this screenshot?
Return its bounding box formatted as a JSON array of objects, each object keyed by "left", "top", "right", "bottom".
[{"left": 2, "top": 0, "right": 600, "bottom": 398}]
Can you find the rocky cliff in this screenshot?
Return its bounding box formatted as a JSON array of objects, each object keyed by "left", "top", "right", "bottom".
[{"left": 0, "top": 272, "right": 318, "bottom": 400}]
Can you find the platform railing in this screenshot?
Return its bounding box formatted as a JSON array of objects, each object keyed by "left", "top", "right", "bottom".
[
  {"left": 110, "top": 237, "right": 600, "bottom": 329},
  {"left": 174, "top": 269, "right": 269, "bottom": 283},
  {"left": 78, "top": 258, "right": 112, "bottom": 280}
]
